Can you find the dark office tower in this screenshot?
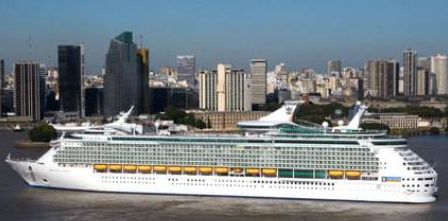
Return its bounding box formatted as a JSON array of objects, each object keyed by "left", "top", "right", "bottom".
[
  {"left": 85, "top": 87, "right": 104, "bottom": 116},
  {"left": 58, "top": 45, "right": 85, "bottom": 118},
  {"left": 387, "top": 60, "right": 400, "bottom": 96},
  {"left": 327, "top": 60, "right": 342, "bottom": 74},
  {"left": 104, "top": 32, "right": 139, "bottom": 116},
  {"left": 14, "top": 62, "right": 41, "bottom": 121},
  {"left": 403, "top": 49, "right": 417, "bottom": 96},
  {"left": 0, "top": 59, "right": 3, "bottom": 114},
  {"left": 0, "top": 59, "right": 4, "bottom": 88},
  {"left": 176, "top": 55, "right": 196, "bottom": 87},
  {"left": 137, "top": 48, "right": 150, "bottom": 114}
]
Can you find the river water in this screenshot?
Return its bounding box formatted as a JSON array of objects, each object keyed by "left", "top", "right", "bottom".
[{"left": 0, "top": 130, "right": 447, "bottom": 221}]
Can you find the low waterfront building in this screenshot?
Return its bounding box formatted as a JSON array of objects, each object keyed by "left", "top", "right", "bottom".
[{"left": 379, "top": 114, "right": 419, "bottom": 129}]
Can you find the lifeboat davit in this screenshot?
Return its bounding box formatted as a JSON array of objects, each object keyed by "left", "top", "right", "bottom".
[
  {"left": 138, "top": 165, "right": 152, "bottom": 173},
  {"left": 231, "top": 167, "right": 243, "bottom": 173}
]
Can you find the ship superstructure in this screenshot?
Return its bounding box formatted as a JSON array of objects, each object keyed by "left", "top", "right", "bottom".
[{"left": 6, "top": 102, "right": 438, "bottom": 203}]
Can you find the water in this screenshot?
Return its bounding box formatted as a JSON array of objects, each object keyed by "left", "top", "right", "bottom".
[{"left": 0, "top": 130, "right": 447, "bottom": 221}]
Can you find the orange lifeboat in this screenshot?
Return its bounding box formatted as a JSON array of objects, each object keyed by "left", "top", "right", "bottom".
[
  {"left": 154, "top": 165, "right": 167, "bottom": 174},
  {"left": 169, "top": 166, "right": 182, "bottom": 174},
  {"left": 214, "top": 167, "right": 229, "bottom": 175},
  {"left": 199, "top": 167, "right": 213, "bottom": 175},
  {"left": 328, "top": 170, "right": 344, "bottom": 179},
  {"left": 246, "top": 168, "right": 260, "bottom": 176},
  {"left": 94, "top": 164, "right": 107, "bottom": 172},
  {"left": 108, "top": 164, "right": 122, "bottom": 173},
  {"left": 183, "top": 166, "right": 197, "bottom": 174},
  {"left": 262, "top": 168, "right": 277, "bottom": 177},
  {"left": 138, "top": 165, "right": 152, "bottom": 173},
  {"left": 123, "top": 165, "right": 137, "bottom": 173},
  {"left": 345, "top": 170, "right": 361, "bottom": 180}
]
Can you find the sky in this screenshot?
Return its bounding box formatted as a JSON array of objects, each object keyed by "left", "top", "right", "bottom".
[{"left": 1, "top": 0, "right": 448, "bottom": 74}]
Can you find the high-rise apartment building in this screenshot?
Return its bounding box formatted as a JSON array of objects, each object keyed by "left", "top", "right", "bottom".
[
  {"left": 199, "top": 69, "right": 217, "bottom": 111},
  {"left": 366, "top": 59, "right": 399, "bottom": 98},
  {"left": 14, "top": 61, "right": 41, "bottom": 120},
  {"left": 327, "top": 60, "right": 342, "bottom": 74},
  {"left": 403, "top": 49, "right": 417, "bottom": 96},
  {"left": 431, "top": 54, "right": 448, "bottom": 95},
  {"left": 250, "top": 59, "right": 267, "bottom": 108},
  {"left": 176, "top": 55, "right": 195, "bottom": 87},
  {"left": 418, "top": 57, "right": 431, "bottom": 71},
  {"left": 137, "top": 48, "right": 150, "bottom": 113},
  {"left": 58, "top": 45, "right": 85, "bottom": 117},
  {"left": 104, "top": 32, "right": 139, "bottom": 116},
  {"left": 416, "top": 68, "right": 430, "bottom": 96},
  {"left": 199, "top": 64, "right": 251, "bottom": 112}
]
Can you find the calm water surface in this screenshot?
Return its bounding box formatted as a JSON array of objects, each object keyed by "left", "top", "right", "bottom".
[{"left": 0, "top": 130, "right": 447, "bottom": 221}]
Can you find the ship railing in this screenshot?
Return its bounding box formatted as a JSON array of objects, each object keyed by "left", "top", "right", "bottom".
[{"left": 6, "top": 154, "right": 36, "bottom": 162}]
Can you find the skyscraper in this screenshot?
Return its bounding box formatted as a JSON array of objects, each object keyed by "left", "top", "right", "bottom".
[
  {"left": 366, "top": 59, "right": 399, "bottom": 98},
  {"left": 199, "top": 64, "right": 251, "bottom": 112},
  {"left": 58, "top": 45, "right": 85, "bottom": 117},
  {"left": 250, "top": 59, "right": 267, "bottom": 108},
  {"left": 387, "top": 60, "right": 400, "bottom": 97},
  {"left": 176, "top": 55, "right": 195, "bottom": 87},
  {"left": 104, "top": 32, "right": 139, "bottom": 116},
  {"left": 14, "top": 61, "right": 41, "bottom": 120},
  {"left": 403, "top": 49, "right": 417, "bottom": 96},
  {"left": 39, "top": 64, "right": 47, "bottom": 118},
  {"left": 327, "top": 60, "right": 342, "bottom": 74},
  {"left": 137, "top": 48, "right": 150, "bottom": 113},
  {"left": 416, "top": 68, "right": 430, "bottom": 96},
  {"left": 199, "top": 69, "right": 217, "bottom": 111},
  {"left": 430, "top": 54, "right": 448, "bottom": 95},
  {"left": 0, "top": 59, "right": 4, "bottom": 114},
  {"left": 0, "top": 59, "right": 4, "bottom": 89}
]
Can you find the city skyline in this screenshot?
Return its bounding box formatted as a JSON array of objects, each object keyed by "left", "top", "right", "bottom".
[{"left": 1, "top": 0, "right": 448, "bottom": 74}]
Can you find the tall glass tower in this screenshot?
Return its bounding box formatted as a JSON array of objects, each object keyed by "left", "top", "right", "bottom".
[
  {"left": 104, "top": 32, "right": 138, "bottom": 116},
  {"left": 58, "top": 45, "right": 85, "bottom": 117}
]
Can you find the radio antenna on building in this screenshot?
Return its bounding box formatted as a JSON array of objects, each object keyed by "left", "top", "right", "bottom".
[{"left": 139, "top": 34, "right": 143, "bottom": 48}]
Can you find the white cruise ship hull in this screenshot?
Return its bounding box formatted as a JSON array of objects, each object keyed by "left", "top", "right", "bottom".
[{"left": 6, "top": 160, "right": 436, "bottom": 203}]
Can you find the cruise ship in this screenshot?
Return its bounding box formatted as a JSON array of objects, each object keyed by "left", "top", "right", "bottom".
[{"left": 6, "top": 101, "right": 438, "bottom": 203}]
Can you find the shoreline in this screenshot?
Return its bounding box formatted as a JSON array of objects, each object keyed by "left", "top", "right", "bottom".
[{"left": 14, "top": 141, "right": 50, "bottom": 149}]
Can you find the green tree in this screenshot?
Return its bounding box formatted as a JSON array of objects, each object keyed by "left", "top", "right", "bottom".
[
  {"left": 429, "top": 127, "right": 440, "bottom": 135},
  {"left": 29, "top": 123, "right": 57, "bottom": 142}
]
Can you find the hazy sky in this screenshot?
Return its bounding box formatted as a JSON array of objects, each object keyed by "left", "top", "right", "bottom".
[{"left": 1, "top": 0, "right": 447, "bottom": 74}]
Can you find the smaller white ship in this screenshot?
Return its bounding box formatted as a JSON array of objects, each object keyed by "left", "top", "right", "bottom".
[{"left": 13, "top": 124, "right": 24, "bottom": 132}]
